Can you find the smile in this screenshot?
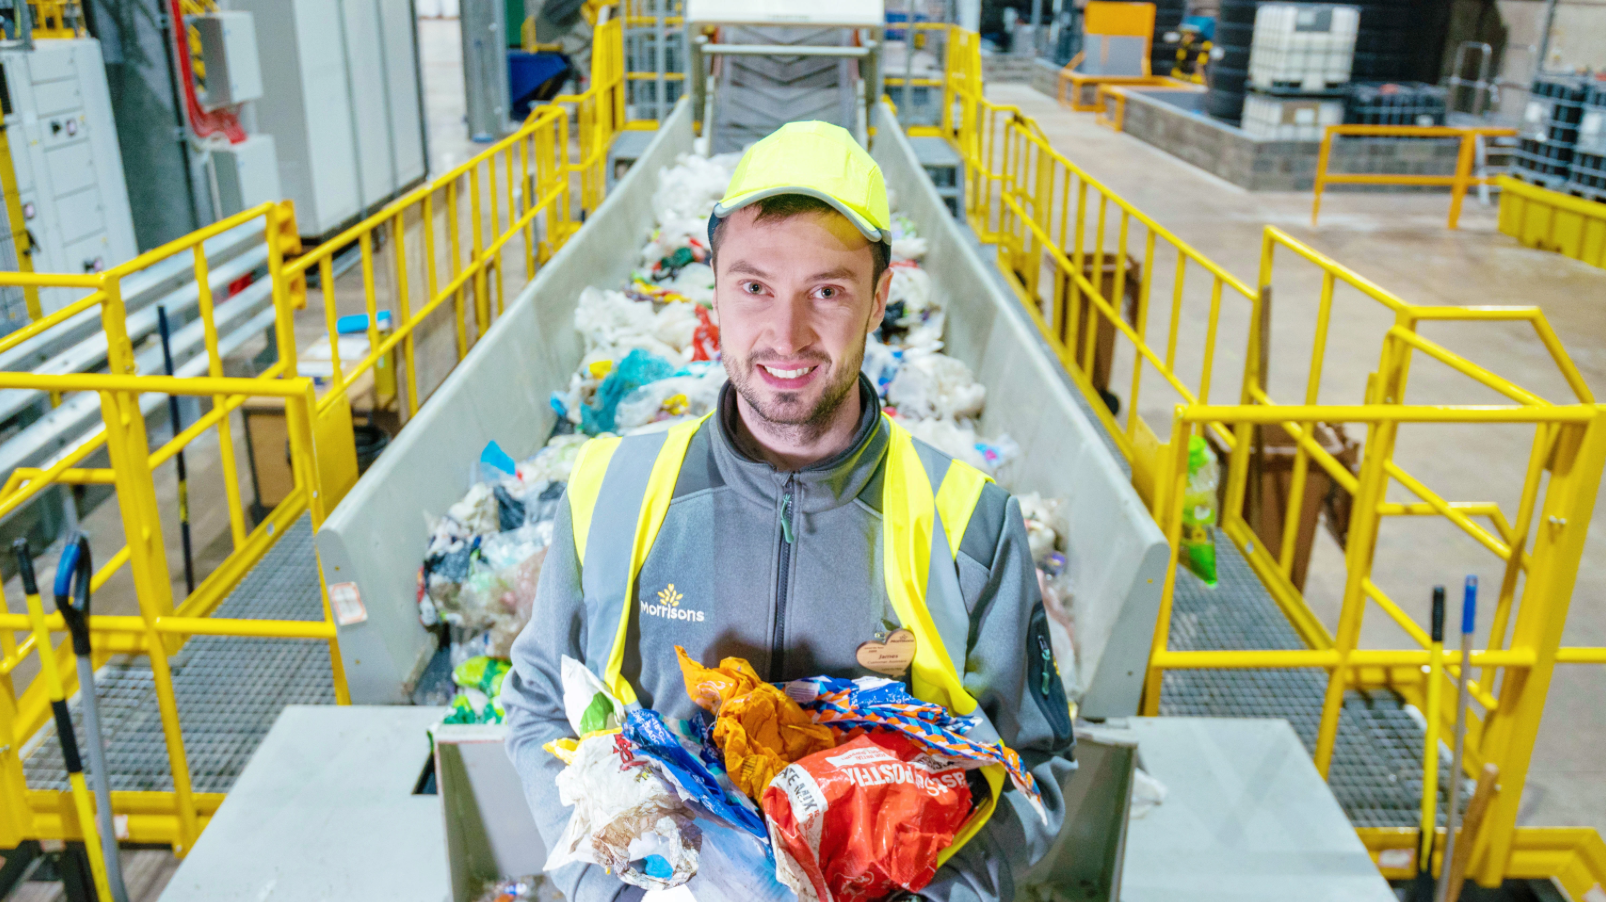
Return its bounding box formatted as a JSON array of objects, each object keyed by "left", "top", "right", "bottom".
[{"left": 761, "top": 364, "right": 817, "bottom": 379}]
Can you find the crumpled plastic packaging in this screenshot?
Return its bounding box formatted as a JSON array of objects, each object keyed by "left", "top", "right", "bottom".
[
  {"left": 582, "top": 349, "right": 682, "bottom": 435},
  {"left": 546, "top": 659, "right": 701, "bottom": 889},
  {"left": 623, "top": 708, "right": 768, "bottom": 839},
  {"left": 784, "top": 675, "right": 1047, "bottom": 823},
  {"left": 886, "top": 350, "right": 986, "bottom": 422},
  {"left": 546, "top": 731, "right": 702, "bottom": 889},
  {"left": 1017, "top": 492, "right": 1065, "bottom": 567},
  {"left": 615, "top": 364, "right": 726, "bottom": 433},
  {"left": 677, "top": 647, "right": 836, "bottom": 803},
  {"left": 763, "top": 733, "right": 975, "bottom": 902},
  {"left": 900, "top": 418, "right": 992, "bottom": 474}
]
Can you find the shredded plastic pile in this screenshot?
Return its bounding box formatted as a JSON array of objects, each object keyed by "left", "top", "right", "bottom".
[{"left": 415, "top": 152, "right": 1082, "bottom": 718}]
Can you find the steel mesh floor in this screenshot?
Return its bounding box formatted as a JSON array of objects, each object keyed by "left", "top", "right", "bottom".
[
  {"left": 1159, "top": 534, "right": 1459, "bottom": 828},
  {"left": 23, "top": 515, "right": 335, "bottom": 793}
]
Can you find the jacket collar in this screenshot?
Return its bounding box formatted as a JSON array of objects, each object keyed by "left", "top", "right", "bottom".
[{"left": 710, "top": 373, "right": 887, "bottom": 514}]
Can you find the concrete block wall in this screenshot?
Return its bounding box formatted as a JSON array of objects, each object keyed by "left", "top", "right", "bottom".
[
  {"left": 982, "top": 52, "right": 1040, "bottom": 83},
  {"left": 1118, "top": 90, "right": 1460, "bottom": 191},
  {"left": 1031, "top": 58, "right": 1064, "bottom": 97}
]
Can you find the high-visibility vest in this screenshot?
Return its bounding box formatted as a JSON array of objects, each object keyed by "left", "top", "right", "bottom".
[{"left": 565, "top": 413, "right": 1005, "bottom": 863}]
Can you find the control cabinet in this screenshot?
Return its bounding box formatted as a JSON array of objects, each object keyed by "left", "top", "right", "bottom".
[{"left": 0, "top": 39, "right": 137, "bottom": 316}]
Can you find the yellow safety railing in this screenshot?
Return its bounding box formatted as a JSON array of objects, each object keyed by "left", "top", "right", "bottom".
[
  {"left": 551, "top": 15, "right": 628, "bottom": 212},
  {"left": 935, "top": 24, "right": 1606, "bottom": 893},
  {"left": 0, "top": 204, "right": 348, "bottom": 854},
  {"left": 0, "top": 16, "right": 627, "bottom": 854},
  {"left": 1312, "top": 125, "right": 1518, "bottom": 230}
]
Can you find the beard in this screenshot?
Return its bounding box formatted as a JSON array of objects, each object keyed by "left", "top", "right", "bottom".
[{"left": 725, "top": 339, "right": 867, "bottom": 445}]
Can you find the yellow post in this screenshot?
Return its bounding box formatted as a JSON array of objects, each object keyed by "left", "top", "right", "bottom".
[
  {"left": 1447, "top": 132, "right": 1477, "bottom": 230},
  {"left": 1470, "top": 410, "right": 1606, "bottom": 886},
  {"left": 1312, "top": 127, "right": 1334, "bottom": 226},
  {"left": 95, "top": 383, "right": 198, "bottom": 852}
]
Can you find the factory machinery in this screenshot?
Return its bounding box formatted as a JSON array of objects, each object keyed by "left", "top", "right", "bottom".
[{"left": 0, "top": 1, "right": 1604, "bottom": 899}]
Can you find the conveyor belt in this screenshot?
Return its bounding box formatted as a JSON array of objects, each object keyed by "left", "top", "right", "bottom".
[{"left": 23, "top": 515, "right": 334, "bottom": 793}]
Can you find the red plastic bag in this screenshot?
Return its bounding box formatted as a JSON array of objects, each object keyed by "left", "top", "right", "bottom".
[
  {"left": 761, "top": 733, "right": 975, "bottom": 902},
  {"left": 690, "top": 304, "right": 720, "bottom": 362}
]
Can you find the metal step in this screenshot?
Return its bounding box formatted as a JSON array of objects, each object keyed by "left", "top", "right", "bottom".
[
  {"left": 1159, "top": 526, "right": 1456, "bottom": 829},
  {"left": 22, "top": 515, "right": 334, "bottom": 794}
]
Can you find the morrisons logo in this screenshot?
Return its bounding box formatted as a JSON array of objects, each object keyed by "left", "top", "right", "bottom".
[{"left": 641, "top": 583, "right": 706, "bottom": 623}]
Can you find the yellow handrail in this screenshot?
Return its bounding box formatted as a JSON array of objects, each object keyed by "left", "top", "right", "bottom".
[{"left": 1311, "top": 125, "right": 1517, "bottom": 230}]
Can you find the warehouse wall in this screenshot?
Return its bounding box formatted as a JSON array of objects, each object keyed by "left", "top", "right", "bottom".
[{"left": 1495, "top": 0, "right": 1606, "bottom": 115}]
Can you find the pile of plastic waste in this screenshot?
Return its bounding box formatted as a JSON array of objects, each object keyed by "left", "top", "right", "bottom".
[
  {"left": 415, "top": 151, "right": 1081, "bottom": 720},
  {"left": 541, "top": 649, "right": 1045, "bottom": 901}
]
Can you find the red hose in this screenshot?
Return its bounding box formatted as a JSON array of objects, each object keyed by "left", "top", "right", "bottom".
[{"left": 169, "top": 0, "right": 246, "bottom": 144}]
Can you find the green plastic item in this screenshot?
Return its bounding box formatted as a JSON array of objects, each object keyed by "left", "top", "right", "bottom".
[
  {"left": 453, "top": 656, "right": 512, "bottom": 697},
  {"left": 1180, "top": 435, "right": 1219, "bottom": 587},
  {"left": 579, "top": 691, "right": 615, "bottom": 735}
]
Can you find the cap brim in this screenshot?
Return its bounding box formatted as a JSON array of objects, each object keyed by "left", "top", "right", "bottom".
[{"left": 714, "top": 186, "right": 890, "bottom": 244}]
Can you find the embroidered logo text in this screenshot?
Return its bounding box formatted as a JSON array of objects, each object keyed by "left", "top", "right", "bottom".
[{"left": 641, "top": 583, "right": 706, "bottom": 623}]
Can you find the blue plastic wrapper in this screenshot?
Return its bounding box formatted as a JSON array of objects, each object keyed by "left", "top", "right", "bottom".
[
  {"left": 581, "top": 349, "right": 680, "bottom": 435},
  {"left": 622, "top": 708, "right": 768, "bottom": 840}
]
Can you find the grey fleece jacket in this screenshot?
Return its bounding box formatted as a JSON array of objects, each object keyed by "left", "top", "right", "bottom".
[{"left": 503, "top": 377, "right": 1077, "bottom": 902}]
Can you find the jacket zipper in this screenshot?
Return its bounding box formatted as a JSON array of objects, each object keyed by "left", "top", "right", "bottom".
[
  {"left": 1038, "top": 633, "right": 1055, "bottom": 697},
  {"left": 771, "top": 475, "right": 796, "bottom": 682}
]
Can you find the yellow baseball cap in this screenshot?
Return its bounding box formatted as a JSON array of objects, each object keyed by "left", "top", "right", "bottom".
[{"left": 712, "top": 121, "right": 892, "bottom": 244}]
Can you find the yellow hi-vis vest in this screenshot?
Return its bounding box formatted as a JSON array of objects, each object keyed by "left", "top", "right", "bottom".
[{"left": 564, "top": 413, "right": 1006, "bottom": 865}]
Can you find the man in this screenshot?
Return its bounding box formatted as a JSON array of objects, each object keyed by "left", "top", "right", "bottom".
[{"left": 504, "top": 121, "right": 1076, "bottom": 901}]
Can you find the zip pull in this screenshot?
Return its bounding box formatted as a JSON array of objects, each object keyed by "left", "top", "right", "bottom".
[
  {"left": 780, "top": 488, "right": 795, "bottom": 544},
  {"left": 1038, "top": 634, "right": 1054, "bottom": 696}
]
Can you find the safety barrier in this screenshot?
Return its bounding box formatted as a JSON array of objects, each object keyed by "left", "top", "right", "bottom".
[
  {"left": 0, "top": 204, "right": 348, "bottom": 853},
  {"left": 936, "top": 25, "right": 1606, "bottom": 893},
  {"left": 1311, "top": 124, "right": 1517, "bottom": 230},
  {"left": 0, "top": 16, "right": 626, "bottom": 852}
]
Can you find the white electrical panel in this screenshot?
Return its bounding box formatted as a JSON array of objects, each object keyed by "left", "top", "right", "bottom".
[
  {"left": 193, "top": 11, "right": 266, "bottom": 109},
  {"left": 0, "top": 39, "right": 137, "bottom": 315},
  {"left": 213, "top": 133, "right": 282, "bottom": 216},
  {"left": 232, "top": 0, "right": 428, "bottom": 240}
]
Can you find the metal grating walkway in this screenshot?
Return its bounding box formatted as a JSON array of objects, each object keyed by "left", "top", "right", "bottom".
[
  {"left": 1159, "top": 534, "right": 1458, "bottom": 828},
  {"left": 23, "top": 515, "right": 334, "bottom": 793}
]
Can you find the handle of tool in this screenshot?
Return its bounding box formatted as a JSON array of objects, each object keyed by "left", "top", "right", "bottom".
[
  {"left": 157, "top": 305, "right": 195, "bottom": 594},
  {"left": 54, "top": 532, "right": 94, "bottom": 656},
  {"left": 1420, "top": 586, "right": 1446, "bottom": 875},
  {"left": 11, "top": 540, "right": 116, "bottom": 902},
  {"left": 1435, "top": 576, "right": 1479, "bottom": 902},
  {"left": 1443, "top": 764, "right": 1499, "bottom": 902},
  {"left": 75, "top": 656, "right": 130, "bottom": 902}
]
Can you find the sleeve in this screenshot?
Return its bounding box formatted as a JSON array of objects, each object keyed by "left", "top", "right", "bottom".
[
  {"left": 913, "top": 493, "right": 1079, "bottom": 902},
  {"left": 501, "top": 496, "right": 646, "bottom": 902}
]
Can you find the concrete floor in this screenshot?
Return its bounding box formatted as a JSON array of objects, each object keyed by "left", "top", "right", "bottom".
[{"left": 987, "top": 82, "right": 1606, "bottom": 838}]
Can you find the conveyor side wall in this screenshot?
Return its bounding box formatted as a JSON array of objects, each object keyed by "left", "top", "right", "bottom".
[{"left": 315, "top": 102, "right": 695, "bottom": 703}]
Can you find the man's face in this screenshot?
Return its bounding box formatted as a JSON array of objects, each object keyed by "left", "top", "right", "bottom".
[{"left": 714, "top": 207, "right": 891, "bottom": 435}]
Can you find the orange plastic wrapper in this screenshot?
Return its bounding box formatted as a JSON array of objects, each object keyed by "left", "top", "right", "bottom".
[
  {"left": 761, "top": 732, "right": 976, "bottom": 902},
  {"left": 675, "top": 647, "right": 835, "bottom": 802}
]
